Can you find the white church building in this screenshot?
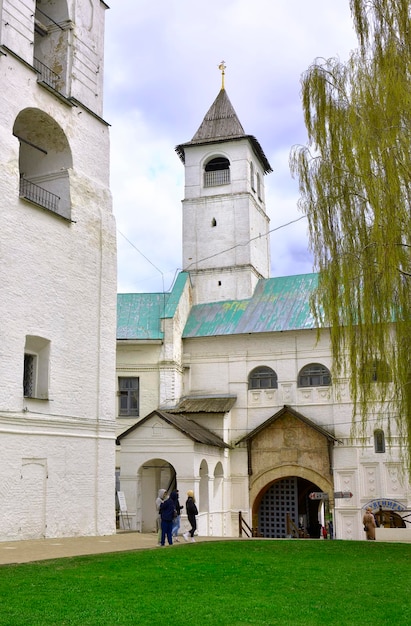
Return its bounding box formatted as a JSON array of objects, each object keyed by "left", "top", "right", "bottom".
[
  {"left": 116, "top": 82, "right": 411, "bottom": 541},
  {"left": 2, "top": 1, "right": 409, "bottom": 545},
  {"left": 0, "top": 0, "right": 117, "bottom": 541}
]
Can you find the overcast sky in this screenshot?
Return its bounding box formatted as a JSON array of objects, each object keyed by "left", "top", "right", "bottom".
[{"left": 103, "top": 1, "right": 358, "bottom": 294}]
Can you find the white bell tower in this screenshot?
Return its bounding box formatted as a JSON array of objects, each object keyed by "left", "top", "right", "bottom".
[{"left": 176, "top": 63, "right": 272, "bottom": 305}]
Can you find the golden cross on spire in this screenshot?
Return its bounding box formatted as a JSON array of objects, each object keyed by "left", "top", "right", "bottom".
[{"left": 218, "top": 60, "right": 226, "bottom": 90}]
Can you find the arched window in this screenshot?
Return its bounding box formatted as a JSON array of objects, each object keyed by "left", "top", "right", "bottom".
[
  {"left": 248, "top": 366, "right": 278, "bottom": 390},
  {"left": 374, "top": 429, "right": 386, "bottom": 453},
  {"left": 256, "top": 171, "right": 261, "bottom": 200},
  {"left": 298, "top": 363, "right": 331, "bottom": 387},
  {"left": 204, "top": 157, "right": 230, "bottom": 187},
  {"left": 14, "top": 108, "right": 72, "bottom": 220},
  {"left": 250, "top": 162, "right": 255, "bottom": 191}
]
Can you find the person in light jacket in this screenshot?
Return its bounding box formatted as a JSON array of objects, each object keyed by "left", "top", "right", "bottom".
[
  {"left": 363, "top": 507, "right": 376, "bottom": 540},
  {"left": 183, "top": 490, "right": 198, "bottom": 543},
  {"left": 155, "top": 489, "right": 167, "bottom": 545}
]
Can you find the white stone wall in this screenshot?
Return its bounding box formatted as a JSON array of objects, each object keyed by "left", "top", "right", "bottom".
[
  {"left": 182, "top": 140, "right": 270, "bottom": 304},
  {"left": 181, "top": 329, "right": 410, "bottom": 539},
  {"left": 0, "top": 0, "right": 117, "bottom": 541}
]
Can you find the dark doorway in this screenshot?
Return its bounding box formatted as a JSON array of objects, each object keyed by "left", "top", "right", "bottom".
[{"left": 257, "top": 477, "right": 326, "bottom": 538}]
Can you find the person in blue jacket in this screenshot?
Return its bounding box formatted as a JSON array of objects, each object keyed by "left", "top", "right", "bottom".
[{"left": 159, "top": 493, "right": 176, "bottom": 546}]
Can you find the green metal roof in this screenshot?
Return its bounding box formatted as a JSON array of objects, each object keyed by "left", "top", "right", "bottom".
[
  {"left": 183, "top": 273, "right": 319, "bottom": 338},
  {"left": 117, "top": 273, "right": 189, "bottom": 340},
  {"left": 117, "top": 272, "right": 320, "bottom": 341}
]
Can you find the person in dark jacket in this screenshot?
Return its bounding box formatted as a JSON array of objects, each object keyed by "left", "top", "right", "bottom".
[
  {"left": 159, "top": 494, "right": 175, "bottom": 546},
  {"left": 183, "top": 490, "right": 198, "bottom": 542},
  {"left": 170, "top": 489, "right": 183, "bottom": 542}
]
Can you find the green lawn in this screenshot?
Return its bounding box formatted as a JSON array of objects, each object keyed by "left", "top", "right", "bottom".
[{"left": 1, "top": 540, "right": 410, "bottom": 625}]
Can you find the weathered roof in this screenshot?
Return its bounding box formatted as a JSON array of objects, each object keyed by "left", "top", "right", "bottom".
[
  {"left": 236, "top": 405, "right": 337, "bottom": 444},
  {"left": 117, "top": 272, "right": 189, "bottom": 340},
  {"left": 117, "top": 410, "right": 230, "bottom": 448},
  {"left": 175, "top": 88, "right": 272, "bottom": 174},
  {"left": 167, "top": 395, "right": 237, "bottom": 414},
  {"left": 183, "top": 273, "right": 320, "bottom": 338}
]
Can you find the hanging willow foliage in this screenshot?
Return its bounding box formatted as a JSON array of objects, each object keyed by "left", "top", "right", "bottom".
[{"left": 290, "top": 0, "right": 411, "bottom": 471}]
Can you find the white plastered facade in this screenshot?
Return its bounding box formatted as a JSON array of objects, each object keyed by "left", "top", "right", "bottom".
[
  {"left": 0, "top": 0, "right": 117, "bottom": 541},
  {"left": 116, "top": 88, "right": 411, "bottom": 541}
]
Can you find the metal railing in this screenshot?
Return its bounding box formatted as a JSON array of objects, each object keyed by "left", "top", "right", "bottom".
[
  {"left": 238, "top": 511, "right": 262, "bottom": 538},
  {"left": 33, "top": 57, "right": 60, "bottom": 91},
  {"left": 20, "top": 176, "right": 60, "bottom": 214},
  {"left": 204, "top": 169, "right": 230, "bottom": 187}
]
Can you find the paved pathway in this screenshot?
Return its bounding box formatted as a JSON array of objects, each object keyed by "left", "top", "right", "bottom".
[{"left": 0, "top": 532, "right": 234, "bottom": 566}]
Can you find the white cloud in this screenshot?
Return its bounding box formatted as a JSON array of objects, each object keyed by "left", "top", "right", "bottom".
[{"left": 104, "top": 1, "right": 358, "bottom": 293}]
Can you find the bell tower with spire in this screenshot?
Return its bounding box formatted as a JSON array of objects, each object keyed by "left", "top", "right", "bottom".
[{"left": 176, "top": 63, "right": 272, "bottom": 305}]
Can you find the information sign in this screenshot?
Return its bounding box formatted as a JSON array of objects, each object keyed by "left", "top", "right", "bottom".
[
  {"left": 309, "top": 492, "right": 329, "bottom": 500},
  {"left": 334, "top": 491, "right": 353, "bottom": 499}
]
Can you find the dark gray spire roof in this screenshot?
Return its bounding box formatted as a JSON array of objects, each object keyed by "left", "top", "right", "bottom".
[{"left": 175, "top": 88, "right": 272, "bottom": 174}]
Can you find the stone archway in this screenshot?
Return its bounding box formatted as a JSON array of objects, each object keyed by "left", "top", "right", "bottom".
[
  {"left": 135, "top": 458, "right": 176, "bottom": 532},
  {"left": 251, "top": 465, "right": 333, "bottom": 537},
  {"left": 238, "top": 406, "right": 336, "bottom": 536}
]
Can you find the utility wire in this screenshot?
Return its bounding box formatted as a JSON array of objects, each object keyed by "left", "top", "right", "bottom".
[{"left": 118, "top": 213, "right": 308, "bottom": 286}]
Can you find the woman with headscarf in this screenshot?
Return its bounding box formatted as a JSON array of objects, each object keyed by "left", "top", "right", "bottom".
[
  {"left": 155, "top": 488, "right": 166, "bottom": 545},
  {"left": 183, "top": 490, "right": 198, "bottom": 543},
  {"left": 362, "top": 507, "right": 376, "bottom": 540}
]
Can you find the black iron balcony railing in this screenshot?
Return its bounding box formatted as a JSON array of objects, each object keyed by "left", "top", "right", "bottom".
[
  {"left": 204, "top": 169, "right": 230, "bottom": 187},
  {"left": 20, "top": 176, "right": 60, "bottom": 214},
  {"left": 33, "top": 57, "right": 60, "bottom": 91}
]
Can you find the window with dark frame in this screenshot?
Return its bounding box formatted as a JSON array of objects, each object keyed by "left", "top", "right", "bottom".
[
  {"left": 365, "top": 359, "right": 392, "bottom": 383},
  {"left": 374, "top": 429, "right": 386, "bottom": 453},
  {"left": 118, "top": 377, "right": 139, "bottom": 416},
  {"left": 23, "top": 353, "right": 36, "bottom": 397},
  {"left": 298, "top": 363, "right": 331, "bottom": 387},
  {"left": 248, "top": 366, "right": 278, "bottom": 390}
]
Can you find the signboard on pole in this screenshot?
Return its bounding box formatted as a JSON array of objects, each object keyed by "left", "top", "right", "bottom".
[
  {"left": 334, "top": 491, "right": 353, "bottom": 499},
  {"left": 309, "top": 492, "right": 329, "bottom": 500}
]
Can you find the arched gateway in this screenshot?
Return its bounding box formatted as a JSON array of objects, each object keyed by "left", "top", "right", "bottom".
[{"left": 237, "top": 406, "right": 336, "bottom": 538}]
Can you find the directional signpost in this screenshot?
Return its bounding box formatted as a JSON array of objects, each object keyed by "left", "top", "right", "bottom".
[
  {"left": 334, "top": 491, "right": 353, "bottom": 499},
  {"left": 309, "top": 491, "right": 353, "bottom": 500},
  {"left": 309, "top": 492, "right": 329, "bottom": 500}
]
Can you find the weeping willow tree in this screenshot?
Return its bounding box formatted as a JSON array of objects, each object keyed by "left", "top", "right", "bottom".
[{"left": 290, "top": 0, "right": 411, "bottom": 470}]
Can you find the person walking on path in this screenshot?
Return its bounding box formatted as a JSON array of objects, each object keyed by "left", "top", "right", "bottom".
[
  {"left": 170, "top": 489, "right": 183, "bottom": 542},
  {"left": 159, "top": 493, "right": 176, "bottom": 546},
  {"left": 183, "top": 490, "right": 198, "bottom": 543},
  {"left": 363, "top": 507, "right": 377, "bottom": 540},
  {"left": 155, "top": 489, "right": 167, "bottom": 545}
]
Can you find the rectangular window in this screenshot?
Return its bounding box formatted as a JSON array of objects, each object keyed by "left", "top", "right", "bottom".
[
  {"left": 118, "top": 377, "right": 139, "bottom": 416},
  {"left": 23, "top": 336, "right": 50, "bottom": 399},
  {"left": 23, "top": 353, "right": 37, "bottom": 397}
]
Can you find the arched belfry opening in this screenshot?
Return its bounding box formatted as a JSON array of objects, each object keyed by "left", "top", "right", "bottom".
[{"left": 204, "top": 157, "right": 230, "bottom": 187}]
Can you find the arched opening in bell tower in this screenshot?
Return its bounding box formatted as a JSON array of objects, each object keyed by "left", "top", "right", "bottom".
[{"left": 204, "top": 156, "right": 230, "bottom": 187}]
